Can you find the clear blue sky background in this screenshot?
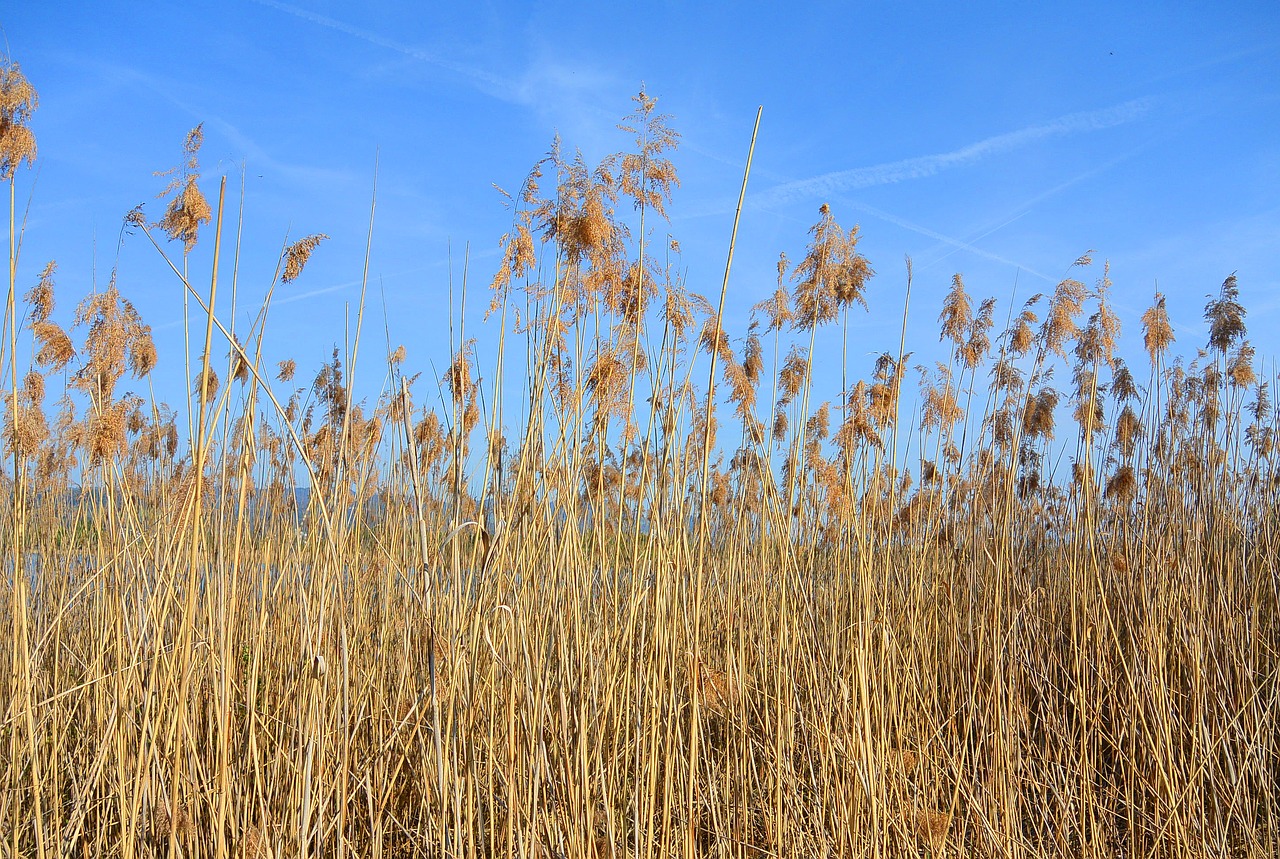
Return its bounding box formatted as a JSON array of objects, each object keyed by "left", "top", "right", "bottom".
[{"left": 3, "top": 2, "right": 1278, "bottom": 451}]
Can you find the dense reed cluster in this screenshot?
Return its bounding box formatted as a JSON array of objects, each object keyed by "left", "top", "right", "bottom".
[{"left": 2, "top": 62, "right": 1278, "bottom": 859}]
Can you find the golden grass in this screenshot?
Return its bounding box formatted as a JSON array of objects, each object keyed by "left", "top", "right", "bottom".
[{"left": 1, "top": 67, "right": 1278, "bottom": 859}]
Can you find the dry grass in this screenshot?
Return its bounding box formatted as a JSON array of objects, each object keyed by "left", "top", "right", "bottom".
[{"left": 1, "top": 69, "right": 1278, "bottom": 859}]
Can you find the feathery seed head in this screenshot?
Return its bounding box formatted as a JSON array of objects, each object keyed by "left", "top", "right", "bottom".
[
  {"left": 33, "top": 320, "right": 75, "bottom": 372},
  {"left": 0, "top": 60, "right": 38, "bottom": 180},
  {"left": 150, "top": 802, "right": 193, "bottom": 843},
  {"left": 1205, "top": 273, "right": 1246, "bottom": 354},
  {"left": 914, "top": 810, "right": 950, "bottom": 850},
  {"left": 791, "top": 205, "right": 873, "bottom": 330},
  {"left": 282, "top": 233, "right": 329, "bottom": 283},
  {"left": 1228, "top": 341, "right": 1256, "bottom": 388},
  {"left": 1140, "top": 292, "right": 1175, "bottom": 367},
  {"left": 938, "top": 273, "right": 972, "bottom": 346},
  {"left": 26, "top": 261, "right": 57, "bottom": 323},
  {"left": 1105, "top": 464, "right": 1137, "bottom": 503}
]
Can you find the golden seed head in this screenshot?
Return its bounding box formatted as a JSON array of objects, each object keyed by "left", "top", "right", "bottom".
[
  {"left": 129, "top": 326, "right": 158, "bottom": 377},
  {"left": 0, "top": 60, "right": 39, "bottom": 180},
  {"left": 32, "top": 320, "right": 75, "bottom": 372},
  {"left": 914, "top": 809, "right": 949, "bottom": 849},
  {"left": 194, "top": 366, "right": 220, "bottom": 403},
  {"left": 690, "top": 658, "right": 737, "bottom": 717},
  {"left": 1105, "top": 465, "right": 1137, "bottom": 504},
  {"left": 1141, "top": 292, "right": 1174, "bottom": 364},
  {"left": 87, "top": 402, "right": 128, "bottom": 463},
  {"left": 159, "top": 177, "right": 212, "bottom": 252},
  {"left": 240, "top": 825, "right": 270, "bottom": 859},
  {"left": 21, "top": 370, "right": 44, "bottom": 405},
  {"left": 282, "top": 233, "right": 329, "bottom": 283},
  {"left": 151, "top": 802, "right": 193, "bottom": 842},
  {"left": 25, "top": 261, "right": 57, "bottom": 323},
  {"left": 3, "top": 393, "right": 48, "bottom": 458},
  {"left": 231, "top": 349, "right": 250, "bottom": 385}
]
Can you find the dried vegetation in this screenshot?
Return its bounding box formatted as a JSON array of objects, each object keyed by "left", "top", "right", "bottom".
[{"left": 1, "top": 66, "right": 1278, "bottom": 859}]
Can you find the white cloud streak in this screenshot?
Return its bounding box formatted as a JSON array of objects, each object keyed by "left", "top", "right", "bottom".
[
  {"left": 754, "top": 99, "right": 1152, "bottom": 207},
  {"left": 247, "top": 0, "right": 626, "bottom": 144},
  {"left": 913, "top": 144, "right": 1152, "bottom": 275},
  {"left": 248, "top": 0, "right": 522, "bottom": 103},
  {"left": 833, "top": 200, "right": 1055, "bottom": 283}
]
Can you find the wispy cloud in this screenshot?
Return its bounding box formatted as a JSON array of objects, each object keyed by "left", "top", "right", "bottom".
[
  {"left": 754, "top": 99, "right": 1152, "bottom": 208},
  {"left": 249, "top": 0, "right": 625, "bottom": 143},
  {"left": 249, "top": 0, "right": 522, "bottom": 103},
  {"left": 202, "top": 115, "right": 361, "bottom": 189},
  {"left": 62, "top": 56, "right": 362, "bottom": 189},
  {"left": 156, "top": 273, "right": 386, "bottom": 330},
  {"left": 274, "top": 278, "right": 365, "bottom": 307}
]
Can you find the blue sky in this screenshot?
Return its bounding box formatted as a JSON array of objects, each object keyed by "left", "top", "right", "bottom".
[{"left": 3, "top": 2, "right": 1279, "bottom": 443}]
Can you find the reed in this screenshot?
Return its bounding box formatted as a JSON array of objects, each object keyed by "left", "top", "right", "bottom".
[{"left": 1, "top": 61, "right": 1277, "bottom": 859}]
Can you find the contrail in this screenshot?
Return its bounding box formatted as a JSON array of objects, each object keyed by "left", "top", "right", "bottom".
[
  {"left": 248, "top": 0, "right": 520, "bottom": 102},
  {"left": 914, "top": 144, "right": 1151, "bottom": 275},
  {"left": 755, "top": 98, "right": 1152, "bottom": 207},
  {"left": 275, "top": 278, "right": 364, "bottom": 306},
  {"left": 152, "top": 279, "right": 359, "bottom": 330},
  {"left": 834, "top": 200, "right": 1056, "bottom": 283}
]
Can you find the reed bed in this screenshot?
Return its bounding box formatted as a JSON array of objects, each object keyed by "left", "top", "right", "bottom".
[{"left": 2, "top": 64, "right": 1278, "bottom": 859}]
